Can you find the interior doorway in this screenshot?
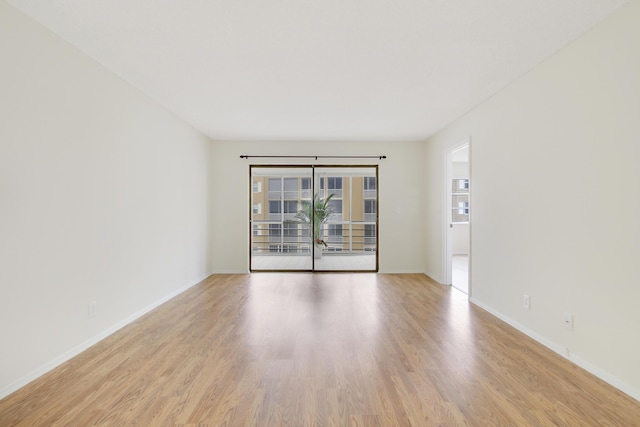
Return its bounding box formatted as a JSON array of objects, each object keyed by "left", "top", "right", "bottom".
[
  {"left": 445, "top": 141, "right": 470, "bottom": 294},
  {"left": 250, "top": 165, "right": 378, "bottom": 272}
]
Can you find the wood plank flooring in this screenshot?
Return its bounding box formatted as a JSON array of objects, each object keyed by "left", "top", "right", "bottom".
[{"left": 1, "top": 274, "right": 639, "bottom": 426}]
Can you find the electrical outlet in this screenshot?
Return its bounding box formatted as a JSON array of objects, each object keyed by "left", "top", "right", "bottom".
[
  {"left": 523, "top": 294, "right": 530, "bottom": 310},
  {"left": 88, "top": 301, "right": 97, "bottom": 318},
  {"left": 563, "top": 312, "right": 573, "bottom": 330}
]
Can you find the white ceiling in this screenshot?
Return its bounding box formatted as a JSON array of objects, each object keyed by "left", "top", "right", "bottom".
[{"left": 7, "top": 0, "right": 628, "bottom": 142}]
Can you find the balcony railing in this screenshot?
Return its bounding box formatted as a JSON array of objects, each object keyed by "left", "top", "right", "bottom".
[{"left": 252, "top": 221, "right": 377, "bottom": 254}]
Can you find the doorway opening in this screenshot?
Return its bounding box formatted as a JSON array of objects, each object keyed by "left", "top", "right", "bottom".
[
  {"left": 250, "top": 165, "right": 378, "bottom": 272},
  {"left": 445, "top": 141, "right": 470, "bottom": 294}
]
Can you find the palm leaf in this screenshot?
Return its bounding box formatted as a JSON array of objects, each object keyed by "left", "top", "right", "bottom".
[{"left": 290, "top": 193, "right": 335, "bottom": 241}]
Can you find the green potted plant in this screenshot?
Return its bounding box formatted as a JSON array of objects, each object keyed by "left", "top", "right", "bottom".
[{"left": 294, "top": 193, "right": 335, "bottom": 258}]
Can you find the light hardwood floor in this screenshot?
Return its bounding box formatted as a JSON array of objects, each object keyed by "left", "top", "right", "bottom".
[{"left": 1, "top": 274, "right": 639, "bottom": 426}]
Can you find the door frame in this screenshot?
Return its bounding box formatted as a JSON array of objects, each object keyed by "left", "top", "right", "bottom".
[{"left": 444, "top": 139, "right": 471, "bottom": 294}]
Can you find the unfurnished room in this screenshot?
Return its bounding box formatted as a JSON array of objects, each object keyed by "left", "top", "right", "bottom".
[{"left": 1, "top": 0, "right": 640, "bottom": 425}]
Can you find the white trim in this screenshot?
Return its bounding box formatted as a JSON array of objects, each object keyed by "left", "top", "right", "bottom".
[
  {"left": 444, "top": 138, "right": 470, "bottom": 290},
  {"left": 444, "top": 147, "right": 452, "bottom": 285},
  {"left": 467, "top": 140, "right": 472, "bottom": 298},
  {"left": 470, "top": 297, "right": 640, "bottom": 402},
  {"left": 0, "top": 274, "right": 210, "bottom": 400}
]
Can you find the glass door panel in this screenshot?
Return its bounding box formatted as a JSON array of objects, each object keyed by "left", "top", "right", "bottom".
[
  {"left": 250, "top": 165, "right": 378, "bottom": 272},
  {"left": 313, "top": 166, "right": 378, "bottom": 272},
  {"left": 250, "top": 167, "right": 313, "bottom": 271}
]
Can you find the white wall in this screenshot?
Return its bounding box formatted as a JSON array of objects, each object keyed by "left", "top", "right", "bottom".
[
  {"left": 210, "top": 140, "right": 426, "bottom": 273},
  {"left": 424, "top": 1, "right": 640, "bottom": 399},
  {"left": 0, "top": 3, "right": 212, "bottom": 398}
]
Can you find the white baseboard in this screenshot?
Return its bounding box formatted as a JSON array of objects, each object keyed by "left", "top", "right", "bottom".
[
  {"left": 0, "top": 274, "right": 210, "bottom": 400},
  {"left": 379, "top": 269, "right": 426, "bottom": 274},
  {"left": 212, "top": 269, "right": 249, "bottom": 274},
  {"left": 470, "top": 297, "right": 640, "bottom": 402}
]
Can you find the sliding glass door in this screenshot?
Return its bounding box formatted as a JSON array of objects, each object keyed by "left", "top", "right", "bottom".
[
  {"left": 250, "top": 165, "right": 378, "bottom": 272},
  {"left": 250, "top": 167, "right": 313, "bottom": 271},
  {"left": 312, "top": 167, "right": 377, "bottom": 271}
]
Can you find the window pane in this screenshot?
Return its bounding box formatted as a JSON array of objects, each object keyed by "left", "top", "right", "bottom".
[
  {"left": 328, "top": 224, "right": 343, "bottom": 236},
  {"left": 284, "top": 178, "right": 298, "bottom": 199},
  {"left": 300, "top": 177, "right": 311, "bottom": 199},
  {"left": 364, "top": 224, "right": 376, "bottom": 245},
  {"left": 269, "top": 224, "right": 281, "bottom": 235},
  {"left": 329, "top": 200, "right": 342, "bottom": 212},
  {"left": 452, "top": 194, "right": 469, "bottom": 222},
  {"left": 327, "top": 224, "right": 342, "bottom": 243},
  {"left": 268, "top": 224, "right": 281, "bottom": 243},
  {"left": 284, "top": 201, "right": 298, "bottom": 220},
  {"left": 364, "top": 200, "right": 376, "bottom": 222},
  {"left": 284, "top": 223, "right": 298, "bottom": 235},
  {"left": 364, "top": 177, "right": 376, "bottom": 190},
  {"left": 269, "top": 178, "right": 281, "bottom": 201},
  {"left": 284, "top": 201, "right": 298, "bottom": 213},
  {"left": 269, "top": 201, "right": 281, "bottom": 213},
  {"left": 269, "top": 178, "right": 281, "bottom": 191},
  {"left": 364, "top": 200, "right": 376, "bottom": 213},
  {"left": 326, "top": 177, "right": 342, "bottom": 197},
  {"left": 283, "top": 223, "right": 298, "bottom": 242},
  {"left": 452, "top": 179, "right": 469, "bottom": 193},
  {"left": 328, "top": 177, "right": 342, "bottom": 189}
]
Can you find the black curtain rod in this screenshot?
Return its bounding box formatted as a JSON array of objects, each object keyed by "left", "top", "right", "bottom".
[{"left": 240, "top": 155, "right": 386, "bottom": 160}]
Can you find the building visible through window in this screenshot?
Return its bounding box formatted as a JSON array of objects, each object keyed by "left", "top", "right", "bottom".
[{"left": 451, "top": 178, "right": 470, "bottom": 223}]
